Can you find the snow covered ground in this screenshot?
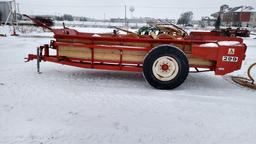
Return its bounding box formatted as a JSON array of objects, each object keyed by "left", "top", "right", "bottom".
[{"left": 0, "top": 26, "right": 256, "bottom": 144}]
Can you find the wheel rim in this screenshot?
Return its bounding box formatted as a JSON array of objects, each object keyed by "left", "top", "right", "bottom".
[{"left": 152, "top": 56, "right": 179, "bottom": 81}]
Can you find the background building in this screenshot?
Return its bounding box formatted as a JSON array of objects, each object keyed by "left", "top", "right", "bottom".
[
  {"left": 0, "top": 1, "right": 13, "bottom": 24},
  {"left": 200, "top": 16, "right": 216, "bottom": 27},
  {"left": 211, "top": 5, "right": 256, "bottom": 27}
]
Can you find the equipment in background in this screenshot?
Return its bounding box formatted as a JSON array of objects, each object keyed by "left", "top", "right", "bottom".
[
  {"left": 232, "top": 63, "right": 256, "bottom": 90},
  {"left": 0, "top": 33, "right": 7, "bottom": 37},
  {"left": 211, "top": 28, "right": 250, "bottom": 37}
]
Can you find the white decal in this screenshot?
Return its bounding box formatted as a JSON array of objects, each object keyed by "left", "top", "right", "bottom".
[{"left": 222, "top": 56, "right": 238, "bottom": 62}]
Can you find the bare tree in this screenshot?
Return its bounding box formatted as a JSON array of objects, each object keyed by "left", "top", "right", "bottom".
[
  {"left": 177, "top": 11, "right": 193, "bottom": 25},
  {"left": 35, "top": 16, "right": 54, "bottom": 27},
  {"left": 63, "top": 14, "right": 74, "bottom": 21},
  {"left": 215, "top": 15, "right": 221, "bottom": 29}
]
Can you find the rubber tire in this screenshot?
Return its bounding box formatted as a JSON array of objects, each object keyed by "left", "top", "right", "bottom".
[{"left": 143, "top": 45, "right": 189, "bottom": 90}]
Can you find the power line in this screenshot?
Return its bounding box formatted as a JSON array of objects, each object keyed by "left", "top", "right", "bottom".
[
  {"left": 18, "top": 3, "right": 219, "bottom": 9},
  {"left": 19, "top": 3, "right": 123, "bottom": 8}
]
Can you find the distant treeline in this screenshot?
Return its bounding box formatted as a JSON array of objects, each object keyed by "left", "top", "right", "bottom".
[
  {"left": 35, "top": 16, "right": 54, "bottom": 27},
  {"left": 55, "top": 14, "right": 88, "bottom": 21}
]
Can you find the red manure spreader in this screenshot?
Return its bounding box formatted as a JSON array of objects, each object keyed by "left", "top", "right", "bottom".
[{"left": 25, "top": 15, "right": 247, "bottom": 89}]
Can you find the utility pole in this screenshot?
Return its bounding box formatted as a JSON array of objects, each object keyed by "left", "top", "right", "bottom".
[
  {"left": 13, "top": 0, "right": 17, "bottom": 24},
  {"left": 16, "top": 2, "right": 19, "bottom": 27},
  {"left": 11, "top": 0, "right": 18, "bottom": 36},
  {"left": 17, "top": 3, "right": 20, "bottom": 14},
  {"left": 124, "top": 5, "right": 127, "bottom": 27}
]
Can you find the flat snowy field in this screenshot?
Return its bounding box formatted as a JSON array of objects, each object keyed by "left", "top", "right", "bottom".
[{"left": 0, "top": 26, "right": 256, "bottom": 144}]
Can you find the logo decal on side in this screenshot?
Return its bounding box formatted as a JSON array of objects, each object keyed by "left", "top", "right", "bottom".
[{"left": 228, "top": 48, "right": 235, "bottom": 55}]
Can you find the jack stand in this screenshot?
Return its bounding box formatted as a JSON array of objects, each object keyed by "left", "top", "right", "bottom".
[
  {"left": 37, "top": 47, "right": 42, "bottom": 74},
  {"left": 11, "top": 25, "right": 19, "bottom": 36}
]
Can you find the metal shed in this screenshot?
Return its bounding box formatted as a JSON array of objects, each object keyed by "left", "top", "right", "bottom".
[{"left": 0, "top": 1, "right": 13, "bottom": 24}]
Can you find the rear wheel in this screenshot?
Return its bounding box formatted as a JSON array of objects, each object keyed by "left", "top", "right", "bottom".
[{"left": 143, "top": 45, "right": 189, "bottom": 89}]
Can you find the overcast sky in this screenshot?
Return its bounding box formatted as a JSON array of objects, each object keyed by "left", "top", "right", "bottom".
[{"left": 8, "top": 0, "right": 256, "bottom": 19}]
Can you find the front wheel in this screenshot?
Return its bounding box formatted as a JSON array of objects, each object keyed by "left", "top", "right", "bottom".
[{"left": 143, "top": 45, "right": 189, "bottom": 89}]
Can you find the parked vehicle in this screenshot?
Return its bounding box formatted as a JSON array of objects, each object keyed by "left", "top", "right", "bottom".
[{"left": 212, "top": 27, "right": 250, "bottom": 37}]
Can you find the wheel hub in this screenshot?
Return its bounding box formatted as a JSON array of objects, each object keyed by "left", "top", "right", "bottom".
[
  {"left": 161, "top": 63, "right": 169, "bottom": 71},
  {"left": 152, "top": 56, "right": 179, "bottom": 81}
]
